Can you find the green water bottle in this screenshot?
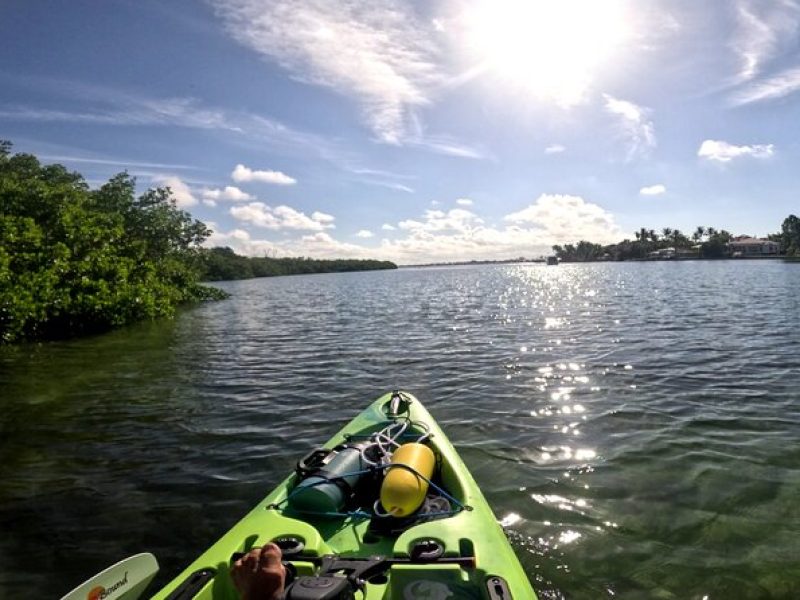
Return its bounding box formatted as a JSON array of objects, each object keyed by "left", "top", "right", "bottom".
[{"left": 288, "top": 445, "right": 368, "bottom": 515}]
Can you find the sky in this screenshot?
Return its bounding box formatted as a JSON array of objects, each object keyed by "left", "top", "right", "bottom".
[{"left": 2, "top": 0, "right": 800, "bottom": 264}]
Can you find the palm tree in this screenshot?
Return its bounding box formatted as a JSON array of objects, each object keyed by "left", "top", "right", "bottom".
[
  {"left": 692, "top": 226, "right": 706, "bottom": 242},
  {"left": 662, "top": 227, "right": 673, "bottom": 239}
]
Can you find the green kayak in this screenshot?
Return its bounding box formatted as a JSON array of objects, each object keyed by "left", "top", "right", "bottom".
[{"left": 151, "top": 392, "right": 536, "bottom": 599}]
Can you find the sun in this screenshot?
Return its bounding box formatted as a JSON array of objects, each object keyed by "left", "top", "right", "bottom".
[{"left": 459, "top": 0, "right": 630, "bottom": 106}]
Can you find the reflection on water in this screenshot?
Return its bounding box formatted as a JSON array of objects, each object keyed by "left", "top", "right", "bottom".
[{"left": 2, "top": 261, "right": 800, "bottom": 598}]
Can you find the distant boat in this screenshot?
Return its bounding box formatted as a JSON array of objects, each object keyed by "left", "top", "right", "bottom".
[{"left": 546, "top": 256, "right": 558, "bottom": 265}]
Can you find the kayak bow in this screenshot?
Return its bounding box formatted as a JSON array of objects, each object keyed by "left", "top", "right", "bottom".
[{"left": 151, "top": 391, "right": 536, "bottom": 599}]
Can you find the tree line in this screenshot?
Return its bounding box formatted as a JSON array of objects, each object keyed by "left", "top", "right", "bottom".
[
  {"left": 552, "top": 219, "right": 800, "bottom": 262},
  {"left": 0, "top": 144, "right": 394, "bottom": 344},
  {"left": 200, "top": 246, "right": 396, "bottom": 281},
  {"left": 0, "top": 142, "right": 229, "bottom": 343}
]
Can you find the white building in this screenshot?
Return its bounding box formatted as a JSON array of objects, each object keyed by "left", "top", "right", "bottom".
[{"left": 727, "top": 237, "right": 780, "bottom": 256}]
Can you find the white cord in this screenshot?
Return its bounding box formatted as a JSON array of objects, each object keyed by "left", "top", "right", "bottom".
[{"left": 358, "top": 418, "right": 431, "bottom": 467}]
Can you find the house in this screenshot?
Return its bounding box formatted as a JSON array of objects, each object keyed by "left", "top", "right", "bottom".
[
  {"left": 727, "top": 237, "right": 780, "bottom": 256},
  {"left": 647, "top": 247, "right": 676, "bottom": 259}
]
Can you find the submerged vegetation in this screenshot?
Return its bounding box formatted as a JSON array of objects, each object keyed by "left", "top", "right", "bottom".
[
  {"left": 0, "top": 142, "right": 227, "bottom": 343},
  {"left": 199, "top": 246, "right": 396, "bottom": 281}
]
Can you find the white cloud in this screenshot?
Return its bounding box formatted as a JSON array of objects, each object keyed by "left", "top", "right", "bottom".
[
  {"left": 504, "top": 194, "right": 624, "bottom": 244},
  {"left": 206, "top": 193, "right": 625, "bottom": 264},
  {"left": 372, "top": 194, "right": 623, "bottom": 264},
  {"left": 381, "top": 223, "right": 396, "bottom": 231},
  {"left": 640, "top": 184, "right": 666, "bottom": 196},
  {"left": 206, "top": 226, "right": 255, "bottom": 245},
  {"left": 206, "top": 227, "right": 373, "bottom": 260},
  {"left": 355, "top": 229, "right": 374, "bottom": 238},
  {"left": 204, "top": 199, "right": 217, "bottom": 207},
  {"left": 312, "top": 211, "right": 335, "bottom": 226},
  {"left": 730, "top": 65, "right": 800, "bottom": 105},
  {"left": 603, "top": 94, "right": 656, "bottom": 160},
  {"left": 231, "top": 164, "right": 296, "bottom": 185},
  {"left": 697, "top": 139, "right": 774, "bottom": 162},
  {"left": 399, "top": 208, "right": 483, "bottom": 233},
  {"left": 456, "top": 198, "right": 473, "bottom": 206},
  {"left": 732, "top": 0, "right": 800, "bottom": 82},
  {"left": 211, "top": 0, "right": 440, "bottom": 144},
  {"left": 202, "top": 185, "right": 254, "bottom": 202},
  {"left": 151, "top": 175, "right": 198, "bottom": 208},
  {"left": 545, "top": 144, "right": 566, "bottom": 154},
  {"left": 230, "top": 202, "right": 335, "bottom": 231}
]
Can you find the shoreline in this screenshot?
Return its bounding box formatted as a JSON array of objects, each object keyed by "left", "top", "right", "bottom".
[{"left": 400, "top": 255, "right": 795, "bottom": 268}]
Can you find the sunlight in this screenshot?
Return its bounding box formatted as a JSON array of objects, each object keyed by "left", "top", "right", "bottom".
[{"left": 461, "top": 0, "right": 630, "bottom": 106}]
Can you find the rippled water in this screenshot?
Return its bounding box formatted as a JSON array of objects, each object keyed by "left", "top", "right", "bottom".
[{"left": 2, "top": 261, "right": 800, "bottom": 599}]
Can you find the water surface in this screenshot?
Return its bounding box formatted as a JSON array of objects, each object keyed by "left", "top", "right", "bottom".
[{"left": 2, "top": 261, "right": 800, "bottom": 599}]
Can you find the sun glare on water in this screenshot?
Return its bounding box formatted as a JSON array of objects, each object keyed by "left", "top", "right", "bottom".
[{"left": 460, "top": 0, "right": 630, "bottom": 106}]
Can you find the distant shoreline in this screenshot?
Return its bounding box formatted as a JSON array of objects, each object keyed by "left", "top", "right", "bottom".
[{"left": 400, "top": 255, "right": 796, "bottom": 268}]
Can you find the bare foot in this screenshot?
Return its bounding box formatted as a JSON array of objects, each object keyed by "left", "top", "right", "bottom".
[{"left": 230, "top": 542, "right": 286, "bottom": 600}]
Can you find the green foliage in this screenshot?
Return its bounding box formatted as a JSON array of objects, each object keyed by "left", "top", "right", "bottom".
[
  {"left": 698, "top": 229, "right": 733, "bottom": 258},
  {"left": 551, "top": 225, "right": 732, "bottom": 262},
  {"left": 0, "top": 142, "right": 227, "bottom": 343},
  {"left": 199, "top": 246, "right": 398, "bottom": 281},
  {"left": 779, "top": 214, "right": 800, "bottom": 256}
]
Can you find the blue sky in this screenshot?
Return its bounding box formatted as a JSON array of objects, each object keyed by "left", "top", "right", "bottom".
[{"left": 2, "top": 0, "right": 799, "bottom": 263}]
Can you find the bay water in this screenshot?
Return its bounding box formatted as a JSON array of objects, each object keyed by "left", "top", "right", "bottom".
[{"left": 2, "top": 261, "right": 799, "bottom": 598}]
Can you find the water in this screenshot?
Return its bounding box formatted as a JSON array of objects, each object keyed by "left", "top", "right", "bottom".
[{"left": 2, "top": 261, "right": 800, "bottom": 599}]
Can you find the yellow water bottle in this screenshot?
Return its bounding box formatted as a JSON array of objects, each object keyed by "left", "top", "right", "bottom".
[{"left": 380, "top": 443, "right": 435, "bottom": 517}]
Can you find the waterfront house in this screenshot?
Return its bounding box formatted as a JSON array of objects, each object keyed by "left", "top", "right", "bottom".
[
  {"left": 727, "top": 237, "right": 780, "bottom": 257},
  {"left": 647, "top": 247, "right": 676, "bottom": 259}
]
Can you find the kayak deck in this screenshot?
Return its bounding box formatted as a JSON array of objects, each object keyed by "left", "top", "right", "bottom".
[{"left": 151, "top": 392, "right": 535, "bottom": 599}]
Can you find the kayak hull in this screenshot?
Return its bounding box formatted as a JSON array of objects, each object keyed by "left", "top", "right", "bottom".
[{"left": 151, "top": 392, "right": 536, "bottom": 599}]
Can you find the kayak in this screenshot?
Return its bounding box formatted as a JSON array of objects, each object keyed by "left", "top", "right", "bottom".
[{"left": 151, "top": 391, "right": 536, "bottom": 599}]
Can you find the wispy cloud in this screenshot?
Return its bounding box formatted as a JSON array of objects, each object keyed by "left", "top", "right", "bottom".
[
  {"left": 726, "top": 1, "right": 800, "bottom": 105},
  {"left": 347, "top": 167, "right": 414, "bottom": 179},
  {"left": 603, "top": 94, "right": 655, "bottom": 160},
  {"left": 359, "top": 179, "right": 415, "bottom": 193},
  {"left": 729, "top": 65, "right": 800, "bottom": 105},
  {"left": 37, "top": 154, "right": 199, "bottom": 171},
  {"left": 210, "top": 0, "right": 441, "bottom": 144},
  {"left": 231, "top": 163, "right": 297, "bottom": 185},
  {"left": 355, "top": 229, "right": 374, "bottom": 238},
  {"left": 406, "top": 136, "right": 487, "bottom": 159},
  {"left": 0, "top": 98, "right": 240, "bottom": 131},
  {"left": 456, "top": 198, "right": 473, "bottom": 206},
  {"left": 731, "top": 0, "right": 800, "bottom": 82},
  {"left": 544, "top": 144, "right": 566, "bottom": 155},
  {"left": 698, "top": 139, "right": 774, "bottom": 162},
  {"left": 640, "top": 184, "right": 666, "bottom": 196},
  {"left": 0, "top": 83, "right": 357, "bottom": 167}
]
